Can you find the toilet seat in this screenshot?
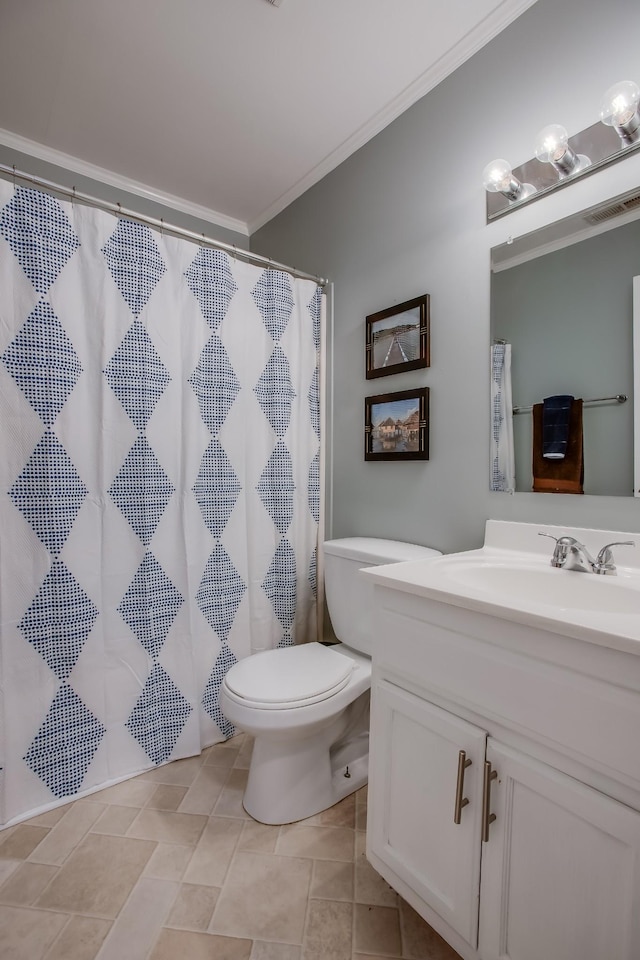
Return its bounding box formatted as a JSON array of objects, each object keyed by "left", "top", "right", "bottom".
[{"left": 223, "top": 642, "right": 354, "bottom": 710}]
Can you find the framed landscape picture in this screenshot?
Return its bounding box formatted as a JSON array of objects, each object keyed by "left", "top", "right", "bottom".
[
  {"left": 365, "top": 387, "right": 429, "bottom": 461},
  {"left": 365, "top": 294, "right": 430, "bottom": 379}
]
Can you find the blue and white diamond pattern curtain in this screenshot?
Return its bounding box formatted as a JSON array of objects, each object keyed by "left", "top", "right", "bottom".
[
  {"left": 490, "top": 342, "right": 515, "bottom": 493},
  {"left": 0, "top": 181, "right": 322, "bottom": 826}
]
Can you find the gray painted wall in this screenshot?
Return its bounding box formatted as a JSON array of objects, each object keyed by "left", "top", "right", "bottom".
[
  {"left": 252, "top": 0, "right": 640, "bottom": 553},
  {"left": 492, "top": 219, "right": 640, "bottom": 496},
  {"left": 0, "top": 144, "right": 249, "bottom": 248}
]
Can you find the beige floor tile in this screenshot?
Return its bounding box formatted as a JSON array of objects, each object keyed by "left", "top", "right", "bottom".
[
  {"left": 303, "top": 899, "right": 352, "bottom": 960},
  {"left": 44, "top": 916, "right": 112, "bottom": 960},
  {"left": 144, "top": 843, "right": 194, "bottom": 881},
  {"left": 277, "top": 824, "right": 355, "bottom": 862},
  {"left": 210, "top": 851, "right": 312, "bottom": 943},
  {"left": 212, "top": 768, "right": 251, "bottom": 819},
  {"left": 167, "top": 882, "right": 219, "bottom": 930},
  {"left": 0, "top": 904, "right": 68, "bottom": 960},
  {"left": 146, "top": 784, "right": 189, "bottom": 811},
  {"left": 319, "top": 794, "right": 356, "bottom": 828},
  {"left": 127, "top": 808, "right": 207, "bottom": 846},
  {"left": 398, "top": 900, "right": 461, "bottom": 959},
  {"left": 353, "top": 955, "right": 402, "bottom": 960},
  {"left": 183, "top": 817, "right": 243, "bottom": 887},
  {"left": 26, "top": 806, "right": 70, "bottom": 828},
  {"left": 310, "top": 859, "right": 354, "bottom": 901},
  {"left": 356, "top": 806, "right": 368, "bottom": 831},
  {"left": 177, "top": 764, "right": 230, "bottom": 816},
  {"left": 88, "top": 778, "right": 157, "bottom": 807},
  {"left": 0, "top": 825, "right": 50, "bottom": 860},
  {"left": 237, "top": 819, "right": 280, "bottom": 854},
  {"left": 90, "top": 805, "right": 139, "bottom": 836},
  {"left": 138, "top": 755, "right": 204, "bottom": 786},
  {"left": 0, "top": 859, "right": 20, "bottom": 886},
  {"left": 234, "top": 737, "right": 254, "bottom": 770},
  {"left": 149, "top": 929, "right": 252, "bottom": 960},
  {"left": 203, "top": 741, "right": 242, "bottom": 769},
  {"left": 354, "top": 904, "right": 402, "bottom": 957},
  {"left": 35, "top": 833, "right": 155, "bottom": 919},
  {"left": 28, "top": 802, "right": 105, "bottom": 867},
  {"left": 0, "top": 862, "right": 58, "bottom": 905},
  {"left": 93, "top": 877, "right": 178, "bottom": 960},
  {"left": 355, "top": 832, "right": 397, "bottom": 907},
  {"left": 251, "top": 943, "right": 301, "bottom": 960}
]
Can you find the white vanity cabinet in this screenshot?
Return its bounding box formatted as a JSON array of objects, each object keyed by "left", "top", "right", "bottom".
[
  {"left": 364, "top": 544, "right": 640, "bottom": 960},
  {"left": 479, "top": 740, "right": 640, "bottom": 960},
  {"left": 367, "top": 680, "right": 486, "bottom": 948}
]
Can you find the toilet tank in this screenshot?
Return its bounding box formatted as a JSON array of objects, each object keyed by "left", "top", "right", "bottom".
[{"left": 323, "top": 537, "right": 442, "bottom": 656}]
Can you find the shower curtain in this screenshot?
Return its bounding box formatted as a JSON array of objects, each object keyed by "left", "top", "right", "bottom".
[
  {"left": 490, "top": 342, "right": 515, "bottom": 493},
  {"left": 0, "top": 181, "right": 322, "bottom": 827}
]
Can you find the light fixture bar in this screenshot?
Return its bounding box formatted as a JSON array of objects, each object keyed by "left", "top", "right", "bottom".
[{"left": 485, "top": 79, "right": 640, "bottom": 221}]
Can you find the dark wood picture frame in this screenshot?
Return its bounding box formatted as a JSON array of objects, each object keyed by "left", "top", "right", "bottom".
[
  {"left": 365, "top": 294, "right": 430, "bottom": 379},
  {"left": 365, "top": 387, "right": 429, "bottom": 461}
]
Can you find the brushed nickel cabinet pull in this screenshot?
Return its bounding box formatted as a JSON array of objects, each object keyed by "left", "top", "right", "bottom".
[
  {"left": 453, "top": 750, "right": 472, "bottom": 824},
  {"left": 482, "top": 760, "right": 498, "bottom": 842}
]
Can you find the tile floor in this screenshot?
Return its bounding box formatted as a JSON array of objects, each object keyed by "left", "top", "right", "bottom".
[{"left": 0, "top": 734, "right": 461, "bottom": 960}]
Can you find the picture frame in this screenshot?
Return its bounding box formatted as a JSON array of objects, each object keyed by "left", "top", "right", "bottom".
[
  {"left": 365, "top": 294, "right": 430, "bottom": 379},
  {"left": 365, "top": 387, "right": 429, "bottom": 461}
]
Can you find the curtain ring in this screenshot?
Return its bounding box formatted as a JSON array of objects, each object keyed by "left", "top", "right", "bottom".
[
  {"left": 160, "top": 217, "right": 164, "bottom": 236},
  {"left": 117, "top": 201, "right": 122, "bottom": 220}
]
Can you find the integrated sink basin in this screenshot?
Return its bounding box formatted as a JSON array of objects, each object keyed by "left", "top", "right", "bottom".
[
  {"left": 440, "top": 558, "right": 640, "bottom": 615},
  {"left": 362, "top": 519, "right": 640, "bottom": 653}
]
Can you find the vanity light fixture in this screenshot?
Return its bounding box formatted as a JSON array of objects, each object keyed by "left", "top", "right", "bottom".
[
  {"left": 485, "top": 77, "right": 640, "bottom": 221},
  {"left": 482, "top": 158, "right": 535, "bottom": 203},
  {"left": 599, "top": 80, "right": 640, "bottom": 145},
  {"left": 534, "top": 124, "right": 590, "bottom": 178}
]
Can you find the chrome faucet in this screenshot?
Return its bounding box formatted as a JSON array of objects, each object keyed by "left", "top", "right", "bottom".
[{"left": 538, "top": 533, "right": 635, "bottom": 575}]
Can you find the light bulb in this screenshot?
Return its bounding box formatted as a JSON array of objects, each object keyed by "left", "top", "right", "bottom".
[
  {"left": 482, "top": 159, "right": 534, "bottom": 203},
  {"left": 534, "top": 124, "right": 590, "bottom": 177},
  {"left": 600, "top": 80, "right": 640, "bottom": 144}
]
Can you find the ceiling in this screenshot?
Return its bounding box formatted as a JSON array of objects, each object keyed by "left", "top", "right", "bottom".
[{"left": 0, "top": 0, "right": 537, "bottom": 236}]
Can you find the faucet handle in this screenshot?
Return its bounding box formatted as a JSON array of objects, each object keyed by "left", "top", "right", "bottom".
[
  {"left": 538, "top": 532, "right": 576, "bottom": 567},
  {"left": 593, "top": 540, "right": 635, "bottom": 576}
]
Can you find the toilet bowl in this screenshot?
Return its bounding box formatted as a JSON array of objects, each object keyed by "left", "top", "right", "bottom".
[{"left": 219, "top": 537, "right": 441, "bottom": 824}]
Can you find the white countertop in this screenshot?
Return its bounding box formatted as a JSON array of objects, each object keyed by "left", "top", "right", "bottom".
[{"left": 361, "top": 520, "right": 640, "bottom": 656}]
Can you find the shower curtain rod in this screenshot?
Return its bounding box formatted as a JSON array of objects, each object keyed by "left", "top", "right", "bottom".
[{"left": 0, "top": 162, "right": 328, "bottom": 287}]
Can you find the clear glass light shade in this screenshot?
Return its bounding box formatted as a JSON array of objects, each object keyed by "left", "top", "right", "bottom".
[
  {"left": 600, "top": 80, "right": 640, "bottom": 127},
  {"left": 482, "top": 159, "right": 515, "bottom": 193},
  {"left": 534, "top": 124, "right": 570, "bottom": 163}
]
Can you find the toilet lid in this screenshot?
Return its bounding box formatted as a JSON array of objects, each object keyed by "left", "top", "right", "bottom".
[{"left": 224, "top": 642, "right": 354, "bottom": 708}]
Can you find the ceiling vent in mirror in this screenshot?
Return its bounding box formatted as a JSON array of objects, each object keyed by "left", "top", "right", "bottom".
[{"left": 585, "top": 192, "right": 640, "bottom": 225}]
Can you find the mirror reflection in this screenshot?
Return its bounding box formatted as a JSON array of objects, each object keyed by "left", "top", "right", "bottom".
[{"left": 490, "top": 189, "right": 640, "bottom": 496}]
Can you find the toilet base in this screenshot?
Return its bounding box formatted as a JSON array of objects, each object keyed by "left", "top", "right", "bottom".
[{"left": 242, "top": 693, "right": 370, "bottom": 824}]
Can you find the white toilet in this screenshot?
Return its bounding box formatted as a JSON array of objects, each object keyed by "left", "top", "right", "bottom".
[{"left": 219, "top": 537, "right": 441, "bottom": 824}]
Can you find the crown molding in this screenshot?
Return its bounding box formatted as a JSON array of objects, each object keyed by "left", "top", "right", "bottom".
[
  {"left": 0, "top": 0, "right": 537, "bottom": 238},
  {"left": 0, "top": 127, "right": 249, "bottom": 237},
  {"left": 249, "top": 0, "right": 539, "bottom": 232}
]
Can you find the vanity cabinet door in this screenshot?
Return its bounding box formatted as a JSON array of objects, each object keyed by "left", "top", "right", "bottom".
[
  {"left": 367, "top": 680, "right": 487, "bottom": 948},
  {"left": 479, "top": 741, "right": 640, "bottom": 960}
]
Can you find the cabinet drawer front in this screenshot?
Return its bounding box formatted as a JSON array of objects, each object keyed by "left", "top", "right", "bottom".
[
  {"left": 374, "top": 591, "right": 640, "bottom": 788},
  {"left": 367, "top": 680, "right": 486, "bottom": 948},
  {"left": 479, "top": 741, "right": 640, "bottom": 960}
]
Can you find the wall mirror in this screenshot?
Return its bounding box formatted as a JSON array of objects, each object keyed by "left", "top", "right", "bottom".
[{"left": 490, "top": 185, "right": 640, "bottom": 496}]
